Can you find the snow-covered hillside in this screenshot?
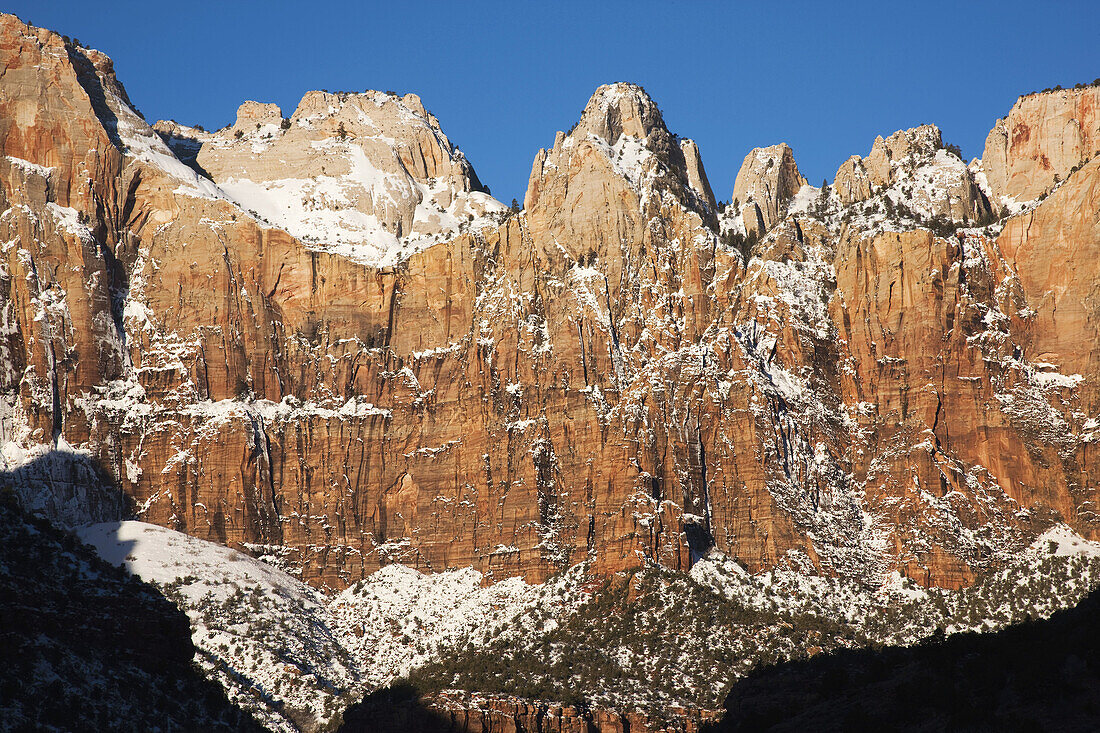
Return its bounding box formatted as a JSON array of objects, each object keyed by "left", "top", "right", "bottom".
[
  {"left": 78, "top": 522, "right": 360, "bottom": 732},
  {"left": 75, "top": 522, "right": 560, "bottom": 731},
  {"left": 159, "top": 90, "right": 509, "bottom": 267},
  {"left": 67, "top": 518, "right": 1100, "bottom": 729},
  {"left": 0, "top": 497, "right": 259, "bottom": 732}
]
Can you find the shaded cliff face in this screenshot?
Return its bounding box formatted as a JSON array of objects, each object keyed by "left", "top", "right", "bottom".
[
  {"left": 340, "top": 686, "right": 720, "bottom": 733},
  {"left": 2, "top": 14, "right": 1099, "bottom": 593}
]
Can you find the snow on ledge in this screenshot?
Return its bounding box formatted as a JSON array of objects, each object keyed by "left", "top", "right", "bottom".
[{"left": 1031, "top": 524, "right": 1100, "bottom": 558}]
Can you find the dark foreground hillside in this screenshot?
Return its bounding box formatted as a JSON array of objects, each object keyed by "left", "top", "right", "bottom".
[
  {"left": 708, "top": 587, "right": 1100, "bottom": 733},
  {"left": 0, "top": 481, "right": 260, "bottom": 732}
]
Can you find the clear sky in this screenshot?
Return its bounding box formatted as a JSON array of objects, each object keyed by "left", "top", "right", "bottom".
[{"left": 9, "top": 0, "right": 1099, "bottom": 204}]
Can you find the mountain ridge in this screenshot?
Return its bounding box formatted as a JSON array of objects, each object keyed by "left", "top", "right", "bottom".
[
  {"left": 5, "top": 10, "right": 1100, "bottom": 731},
  {"left": 3, "top": 9, "right": 1100, "bottom": 591}
]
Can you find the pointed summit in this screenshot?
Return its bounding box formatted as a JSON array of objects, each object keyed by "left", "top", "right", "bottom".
[
  {"left": 526, "top": 82, "right": 716, "bottom": 220},
  {"left": 731, "top": 143, "right": 806, "bottom": 236},
  {"left": 572, "top": 82, "right": 669, "bottom": 144}
]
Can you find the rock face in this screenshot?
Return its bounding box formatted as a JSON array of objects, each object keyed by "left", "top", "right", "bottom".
[
  {"left": 3, "top": 13, "right": 1100, "bottom": 593},
  {"left": 999, "top": 155, "right": 1100, "bottom": 383},
  {"left": 228, "top": 100, "right": 282, "bottom": 135},
  {"left": 833, "top": 155, "right": 872, "bottom": 205},
  {"left": 982, "top": 84, "right": 1100, "bottom": 204},
  {"left": 731, "top": 143, "right": 805, "bottom": 236}
]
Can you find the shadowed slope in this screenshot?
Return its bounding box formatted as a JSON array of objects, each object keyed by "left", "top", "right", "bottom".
[
  {"left": 0, "top": 464, "right": 261, "bottom": 732},
  {"left": 707, "top": 588, "right": 1100, "bottom": 732}
]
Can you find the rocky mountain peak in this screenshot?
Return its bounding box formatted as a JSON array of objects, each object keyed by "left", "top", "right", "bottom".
[
  {"left": 572, "top": 82, "right": 668, "bottom": 144},
  {"left": 176, "top": 88, "right": 505, "bottom": 266},
  {"left": 230, "top": 100, "right": 282, "bottom": 134},
  {"left": 829, "top": 123, "right": 991, "bottom": 225},
  {"left": 680, "top": 138, "right": 718, "bottom": 212},
  {"left": 833, "top": 155, "right": 872, "bottom": 205},
  {"left": 864, "top": 124, "right": 942, "bottom": 187},
  {"left": 526, "top": 82, "right": 716, "bottom": 221},
  {"left": 730, "top": 143, "right": 806, "bottom": 236}
]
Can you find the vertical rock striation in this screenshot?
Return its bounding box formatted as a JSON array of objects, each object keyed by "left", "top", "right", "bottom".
[{"left": 2, "top": 14, "right": 1099, "bottom": 593}]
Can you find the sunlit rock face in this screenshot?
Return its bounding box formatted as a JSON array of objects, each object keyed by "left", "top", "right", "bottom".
[
  {"left": 982, "top": 85, "right": 1100, "bottom": 205},
  {"left": 731, "top": 143, "right": 805, "bottom": 236},
  {"left": 3, "top": 12, "right": 1100, "bottom": 593}
]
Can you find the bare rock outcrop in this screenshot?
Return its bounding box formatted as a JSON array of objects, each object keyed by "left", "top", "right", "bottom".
[
  {"left": 833, "top": 155, "right": 872, "bottom": 204},
  {"left": 228, "top": 100, "right": 282, "bottom": 135},
  {"left": 680, "top": 138, "right": 717, "bottom": 212},
  {"left": 982, "top": 85, "right": 1100, "bottom": 204},
  {"left": 731, "top": 143, "right": 805, "bottom": 236}
]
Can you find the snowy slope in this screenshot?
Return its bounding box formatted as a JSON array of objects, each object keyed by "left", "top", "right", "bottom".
[
  {"left": 73, "top": 522, "right": 572, "bottom": 729},
  {"left": 0, "top": 497, "right": 259, "bottom": 732},
  {"left": 331, "top": 564, "right": 586, "bottom": 687},
  {"left": 68, "top": 517, "right": 1100, "bottom": 726},
  {"left": 77, "top": 521, "right": 361, "bottom": 732}
]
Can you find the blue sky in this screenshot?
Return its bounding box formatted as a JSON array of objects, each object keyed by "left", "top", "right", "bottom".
[{"left": 10, "top": 1, "right": 1099, "bottom": 204}]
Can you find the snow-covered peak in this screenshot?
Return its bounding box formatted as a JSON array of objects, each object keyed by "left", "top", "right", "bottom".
[
  {"left": 173, "top": 89, "right": 507, "bottom": 267},
  {"left": 869, "top": 124, "right": 943, "bottom": 170},
  {"left": 821, "top": 123, "right": 993, "bottom": 234}
]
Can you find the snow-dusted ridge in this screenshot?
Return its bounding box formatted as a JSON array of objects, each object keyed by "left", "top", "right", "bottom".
[
  {"left": 65, "top": 517, "right": 1100, "bottom": 726},
  {"left": 73, "top": 521, "right": 559, "bottom": 731},
  {"left": 155, "top": 90, "right": 508, "bottom": 268}
]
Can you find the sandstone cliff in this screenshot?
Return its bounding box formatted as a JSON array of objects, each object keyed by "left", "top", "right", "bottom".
[
  {"left": 730, "top": 143, "right": 806, "bottom": 236},
  {"left": 982, "top": 84, "right": 1100, "bottom": 205},
  {"left": 2, "top": 13, "right": 1099, "bottom": 595}
]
